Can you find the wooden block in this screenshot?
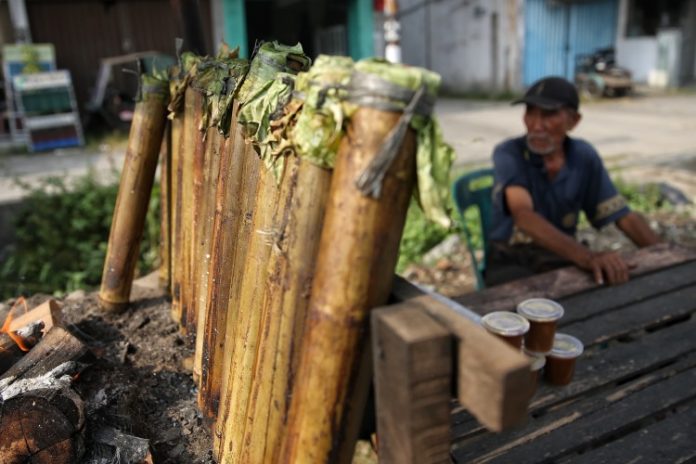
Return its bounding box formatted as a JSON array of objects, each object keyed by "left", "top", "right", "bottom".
[
  {"left": 8, "top": 299, "right": 62, "bottom": 334},
  {"left": 372, "top": 304, "right": 452, "bottom": 464},
  {"left": 392, "top": 276, "right": 533, "bottom": 432}
]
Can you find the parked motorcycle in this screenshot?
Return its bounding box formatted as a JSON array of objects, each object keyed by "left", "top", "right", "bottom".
[{"left": 574, "top": 48, "right": 633, "bottom": 98}]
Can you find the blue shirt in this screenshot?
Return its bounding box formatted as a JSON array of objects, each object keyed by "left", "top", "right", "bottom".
[{"left": 490, "top": 136, "right": 630, "bottom": 244}]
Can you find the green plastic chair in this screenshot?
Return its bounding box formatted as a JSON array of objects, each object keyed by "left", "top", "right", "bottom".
[{"left": 451, "top": 168, "right": 494, "bottom": 290}]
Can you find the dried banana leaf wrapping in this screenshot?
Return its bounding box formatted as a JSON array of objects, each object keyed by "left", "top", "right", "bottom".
[
  {"left": 290, "top": 55, "right": 354, "bottom": 169},
  {"left": 236, "top": 42, "right": 310, "bottom": 179},
  {"left": 347, "top": 59, "right": 455, "bottom": 228}
]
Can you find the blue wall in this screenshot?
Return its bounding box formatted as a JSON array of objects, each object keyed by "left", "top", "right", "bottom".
[{"left": 524, "top": 0, "right": 618, "bottom": 86}]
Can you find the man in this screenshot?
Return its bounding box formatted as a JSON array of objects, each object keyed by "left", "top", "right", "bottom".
[{"left": 486, "top": 76, "right": 659, "bottom": 287}]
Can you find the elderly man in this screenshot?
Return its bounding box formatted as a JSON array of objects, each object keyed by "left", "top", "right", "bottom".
[{"left": 486, "top": 76, "right": 659, "bottom": 287}]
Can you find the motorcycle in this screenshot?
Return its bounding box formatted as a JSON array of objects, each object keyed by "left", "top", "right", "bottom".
[{"left": 574, "top": 48, "right": 633, "bottom": 98}]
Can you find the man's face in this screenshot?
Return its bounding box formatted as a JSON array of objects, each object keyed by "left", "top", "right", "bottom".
[{"left": 523, "top": 105, "right": 580, "bottom": 155}]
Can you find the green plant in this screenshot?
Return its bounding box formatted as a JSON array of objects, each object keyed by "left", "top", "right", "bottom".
[
  {"left": 613, "top": 176, "right": 666, "bottom": 214},
  {"left": 0, "top": 173, "right": 161, "bottom": 299},
  {"left": 396, "top": 197, "right": 484, "bottom": 273}
]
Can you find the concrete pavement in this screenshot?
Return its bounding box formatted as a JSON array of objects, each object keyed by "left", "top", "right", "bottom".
[{"left": 0, "top": 146, "right": 126, "bottom": 204}]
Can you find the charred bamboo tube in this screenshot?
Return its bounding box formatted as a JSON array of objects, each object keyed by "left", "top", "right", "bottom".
[
  {"left": 216, "top": 160, "right": 283, "bottom": 463},
  {"left": 179, "top": 87, "right": 206, "bottom": 336},
  {"left": 240, "top": 153, "right": 332, "bottom": 464},
  {"left": 169, "top": 79, "right": 184, "bottom": 322},
  {"left": 197, "top": 103, "right": 247, "bottom": 417},
  {"left": 280, "top": 107, "right": 418, "bottom": 463},
  {"left": 159, "top": 124, "right": 171, "bottom": 289},
  {"left": 192, "top": 127, "right": 223, "bottom": 383},
  {"left": 99, "top": 75, "right": 168, "bottom": 312},
  {"left": 212, "top": 42, "right": 310, "bottom": 458}
]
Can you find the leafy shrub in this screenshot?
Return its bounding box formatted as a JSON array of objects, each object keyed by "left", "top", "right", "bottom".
[{"left": 0, "top": 173, "right": 160, "bottom": 299}]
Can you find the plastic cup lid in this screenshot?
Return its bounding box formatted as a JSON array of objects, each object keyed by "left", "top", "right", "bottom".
[
  {"left": 481, "top": 311, "right": 530, "bottom": 337},
  {"left": 517, "top": 298, "right": 565, "bottom": 322},
  {"left": 549, "top": 333, "right": 584, "bottom": 359},
  {"left": 524, "top": 349, "right": 546, "bottom": 371}
]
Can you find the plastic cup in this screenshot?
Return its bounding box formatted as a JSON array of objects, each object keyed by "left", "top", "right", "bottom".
[
  {"left": 544, "top": 333, "right": 584, "bottom": 386},
  {"left": 517, "top": 298, "right": 565, "bottom": 353},
  {"left": 481, "top": 311, "right": 530, "bottom": 349},
  {"left": 524, "top": 349, "right": 547, "bottom": 396}
]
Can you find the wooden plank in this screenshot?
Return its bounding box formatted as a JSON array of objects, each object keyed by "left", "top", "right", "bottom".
[
  {"left": 372, "top": 304, "right": 452, "bottom": 464},
  {"left": 454, "top": 243, "right": 696, "bottom": 315},
  {"left": 562, "top": 284, "right": 696, "bottom": 347},
  {"left": 452, "top": 312, "right": 696, "bottom": 440},
  {"left": 565, "top": 401, "right": 696, "bottom": 464},
  {"left": 453, "top": 356, "right": 696, "bottom": 463},
  {"left": 392, "top": 277, "right": 533, "bottom": 431},
  {"left": 559, "top": 260, "right": 696, "bottom": 326}
]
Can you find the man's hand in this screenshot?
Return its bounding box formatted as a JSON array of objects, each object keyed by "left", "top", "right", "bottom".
[{"left": 581, "top": 251, "right": 630, "bottom": 285}]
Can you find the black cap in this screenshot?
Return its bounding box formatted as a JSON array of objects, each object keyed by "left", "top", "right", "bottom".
[{"left": 513, "top": 76, "right": 579, "bottom": 111}]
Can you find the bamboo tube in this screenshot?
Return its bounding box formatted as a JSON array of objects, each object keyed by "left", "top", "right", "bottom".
[
  {"left": 212, "top": 145, "right": 260, "bottom": 456},
  {"left": 197, "top": 103, "right": 247, "bottom": 417},
  {"left": 216, "top": 160, "right": 282, "bottom": 463},
  {"left": 99, "top": 76, "right": 169, "bottom": 312},
  {"left": 280, "top": 106, "right": 418, "bottom": 463},
  {"left": 158, "top": 124, "right": 171, "bottom": 289},
  {"left": 240, "top": 153, "right": 332, "bottom": 464},
  {"left": 192, "top": 127, "right": 223, "bottom": 383},
  {"left": 179, "top": 87, "right": 206, "bottom": 336},
  {"left": 169, "top": 80, "right": 184, "bottom": 322}
]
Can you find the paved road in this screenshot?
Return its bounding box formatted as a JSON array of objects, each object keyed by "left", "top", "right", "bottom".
[
  {"left": 436, "top": 93, "right": 696, "bottom": 199},
  {"left": 437, "top": 93, "right": 696, "bottom": 169},
  {"left": 1, "top": 93, "right": 695, "bottom": 204}
]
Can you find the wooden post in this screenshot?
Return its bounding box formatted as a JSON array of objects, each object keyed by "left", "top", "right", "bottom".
[
  {"left": 372, "top": 304, "right": 452, "bottom": 464},
  {"left": 99, "top": 75, "right": 168, "bottom": 312},
  {"left": 280, "top": 104, "right": 417, "bottom": 462},
  {"left": 391, "top": 276, "right": 534, "bottom": 431}
]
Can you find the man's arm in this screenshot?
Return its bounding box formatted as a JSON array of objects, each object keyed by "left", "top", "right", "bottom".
[
  {"left": 505, "top": 185, "right": 629, "bottom": 284},
  {"left": 616, "top": 211, "right": 661, "bottom": 247}
]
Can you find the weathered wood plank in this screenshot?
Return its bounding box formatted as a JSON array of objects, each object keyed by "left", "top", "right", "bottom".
[
  {"left": 563, "top": 401, "right": 696, "bottom": 464},
  {"left": 562, "top": 284, "right": 696, "bottom": 347},
  {"left": 453, "top": 312, "right": 696, "bottom": 440},
  {"left": 392, "top": 277, "right": 533, "bottom": 432},
  {"left": 372, "top": 304, "right": 452, "bottom": 464},
  {"left": 454, "top": 243, "right": 696, "bottom": 315},
  {"left": 453, "top": 356, "right": 696, "bottom": 463},
  {"left": 558, "top": 260, "right": 696, "bottom": 325}
]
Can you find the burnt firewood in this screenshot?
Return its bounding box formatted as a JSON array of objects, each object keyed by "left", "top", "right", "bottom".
[
  {"left": 0, "top": 299, "right": 64, "bottom": 375},
  {"left": 0, "top": 327, "right": 88, "bottom": 464}
]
